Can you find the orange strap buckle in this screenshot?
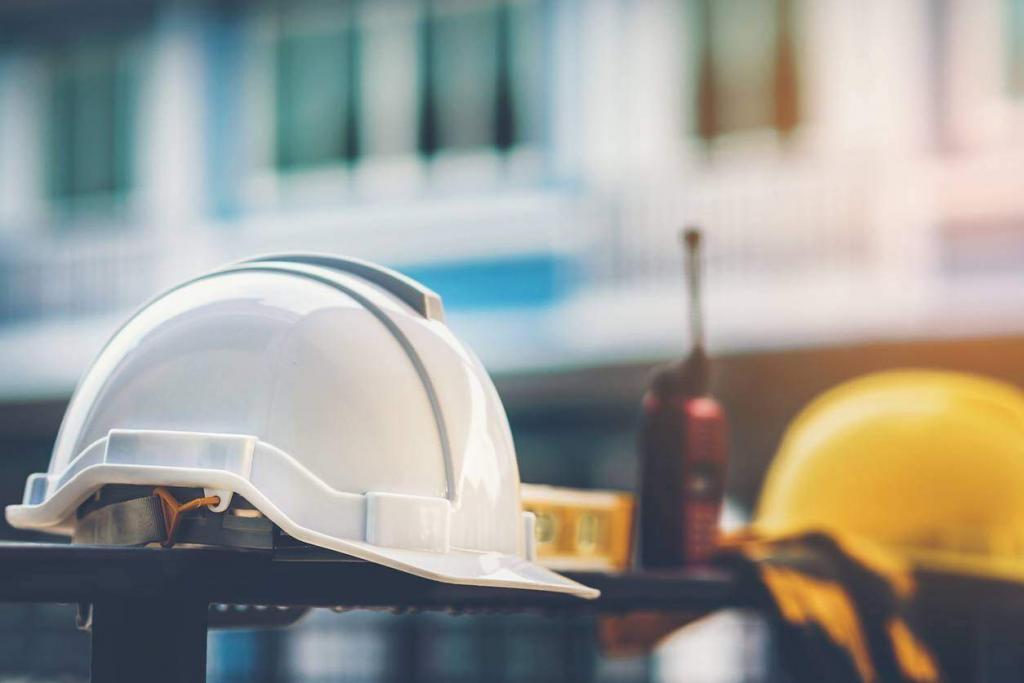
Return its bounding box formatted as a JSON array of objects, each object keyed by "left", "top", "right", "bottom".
[{"left": 152, "top": 487, "right": 221, "bottom": 547}]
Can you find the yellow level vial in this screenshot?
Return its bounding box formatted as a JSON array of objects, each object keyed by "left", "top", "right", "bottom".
[{"left": 521, "top": 484, "right": 634, "bottom": 573}]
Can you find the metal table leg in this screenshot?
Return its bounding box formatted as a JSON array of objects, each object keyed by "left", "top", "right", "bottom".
[{"left": 90, "top": 598, "right": 209, "bottom": 683}]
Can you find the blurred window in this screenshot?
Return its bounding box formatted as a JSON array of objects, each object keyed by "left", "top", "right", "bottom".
[
  {"left": 274, "top": 4, "right": 360, "bottom": 170},
  {"left": 45, "top": 40, "right": 135, "bottom": 206},
  {"left": 359, "top": 3, "right": 420, "bottom": 158},
  {"left": 271, "top": 0, "right": 544, "bottom": 172},
  {"left": 1009, "top": 0, "right": 1024, "bottom": 95},
  {"left": 690, "top": 0, "right": 799, "bottom": 141},
  {"left": 418, "top": 0, "right": 544, "bottom": 157}
]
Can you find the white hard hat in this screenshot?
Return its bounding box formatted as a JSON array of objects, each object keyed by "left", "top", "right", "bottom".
[{"left": 5, "top": 255, "right": 598, "bottom": 598}]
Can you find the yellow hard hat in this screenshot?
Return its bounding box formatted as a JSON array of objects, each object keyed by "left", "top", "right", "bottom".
[{"left": 755, "top": 369, "right": 1024, "bottom": 581}]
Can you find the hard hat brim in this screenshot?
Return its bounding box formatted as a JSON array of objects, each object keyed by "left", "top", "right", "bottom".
[
  {"left": 5, "top": 431, "right": 599, "bottom": 599},
  {"left": 7, "top": 504, "right": 598, "bottom": 599},
  {"left": 272, "top": 528, "right": 601, "bottom": 599}
]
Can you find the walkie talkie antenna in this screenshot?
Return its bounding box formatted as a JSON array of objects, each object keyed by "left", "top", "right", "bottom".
[{"left": 682, "top": 228, "right": 705, "bottom": 353}]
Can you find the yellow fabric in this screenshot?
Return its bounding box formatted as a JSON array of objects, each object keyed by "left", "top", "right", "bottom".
[
  {"left": 760, "top": 564, "right": 877, "bottom": 682},
  {"left": 887, "top": 619, "right": 940, "bottom": 683},
  {"left": 722, "top": 531, "right": 942, "bottom": 683},
  {"left": 755, "top": 370, "right": 1024, "bottom": 581}
]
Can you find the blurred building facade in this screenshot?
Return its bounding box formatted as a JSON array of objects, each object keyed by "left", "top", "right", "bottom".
[
  {"left": 2, "top": 0, "right": 1024, "bottom": 398},
  {"left": 2, "top": 0, "right": 1024, "bottom": 681}
]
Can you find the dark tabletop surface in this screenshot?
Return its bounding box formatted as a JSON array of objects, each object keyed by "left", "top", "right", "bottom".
[
  {"left": 0, "top": 542, "right": 1020, "bottom": 625},
  {"left": 0, "top": 542, "right": 740, "bottom": 614}
]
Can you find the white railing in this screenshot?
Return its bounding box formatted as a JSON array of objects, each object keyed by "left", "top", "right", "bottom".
[
  {"left": 595, "top": 162, "right": 876, "bottom": 289},
  {"left": 0, "top": 233, "right": 158, "bottom": 322}
]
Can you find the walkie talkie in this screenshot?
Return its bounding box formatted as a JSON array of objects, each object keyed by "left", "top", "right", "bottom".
[{"left": 637, "top": 228, "right": 728, "bottom": 568}]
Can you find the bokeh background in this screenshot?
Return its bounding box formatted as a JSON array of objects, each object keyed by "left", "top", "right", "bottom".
[{"left": 1, "top": 0, "right": 1024, "bottom": 680}]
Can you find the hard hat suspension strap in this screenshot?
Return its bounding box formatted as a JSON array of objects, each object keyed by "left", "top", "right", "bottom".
[
  {"left": 72, "top": 485, "right": 274, "bottom": 550},
  {"left": 152, "top": 487, "right": 222, "bottom": 547}
]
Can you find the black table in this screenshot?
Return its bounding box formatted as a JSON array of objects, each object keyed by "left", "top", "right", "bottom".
[
  {"left": 3, "top": 542, "right": 1022, "bottom": 682},
  {"left": 0, "top": 542, "right": 741, "bottom": 682}
]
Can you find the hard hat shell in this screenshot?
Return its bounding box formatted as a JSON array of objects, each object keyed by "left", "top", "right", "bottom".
[
  {"left": 755, "top": 369, "right": 1024, "bottom": 582},
  {"left": 5, "top": 255, "right": 597, "bottom": 598}
]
